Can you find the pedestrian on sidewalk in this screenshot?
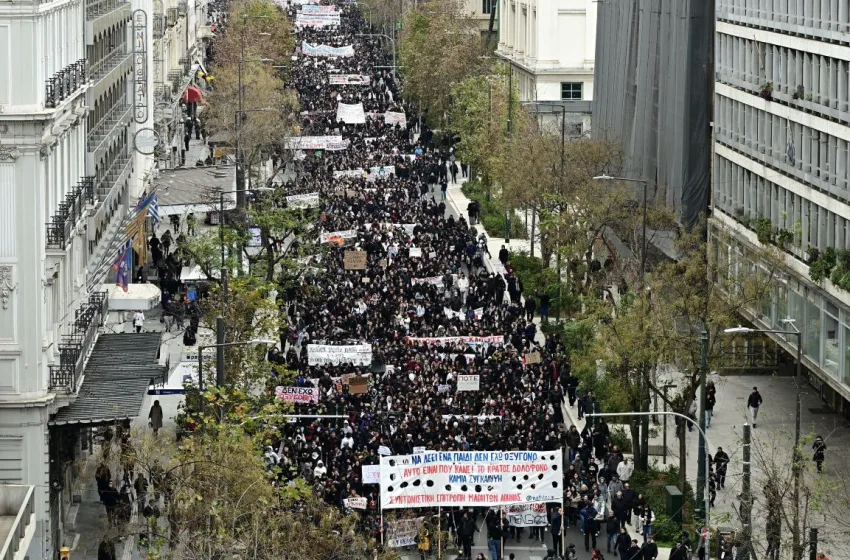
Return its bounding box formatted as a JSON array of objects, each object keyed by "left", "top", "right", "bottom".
[
  {"left": 617, "top": 458, "right": 633, "bottom": 483},
  {"left": 812, "top": 435, "right": 827, "bottom": 472},
  {"left": 499, "top": 245, "right": 509, "bottom": 266},
  {"left": 605, "top": 512, "right": 619, "bottom": 553},
  {"left": 440, "top": 178, "right": 448, "bottom": 200},
  {"left": 539, "top": 292, "right": 551, "bottom": 322},
  {"left": 705, "top": 383, "right": 716, "bottom": 427},
  {"left": 712, "top": 447, "right": 729, "bottom": 488},
  {"left": 450, "top": 161, "right": 459, "bottom": 184},
  {"left": 747, "top": 386, "right": 763, "bottom": 427},
  {"left": 551, "top": 507, "right": 564, "bottom": 556},
  {"left": 186, "top": 213, "right": 197, "bottom": 236},
  {"left": 161, "top": 229, "right": 173, "bottom": 255},
  {"left": 149, "top": 400, "right": 164, "bottom": 436},
  {"left": 524, "top": 296, "right": 536, "bottom": 321},
  {"left": 614, "top": 530, "right": 630, "bottom": 560},
  {"left": 133, "top": 310, "right": 145, "bottom": 333},
  {"left": 687, "top": 397, "right": 697, "bottom": 432},
  {"left": 642, "top": 536, "right": 658, "bottom": 559}
]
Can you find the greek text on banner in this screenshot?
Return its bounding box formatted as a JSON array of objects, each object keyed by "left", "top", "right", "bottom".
[
  {"left": 307, "top": 344, "right": 373, "bottom": 366},
  {"left": 380, "top": 450, "right": 563, "bottom": 509},
  {"left": 275, "top": 386, "right": 318, "bottom": 403}
]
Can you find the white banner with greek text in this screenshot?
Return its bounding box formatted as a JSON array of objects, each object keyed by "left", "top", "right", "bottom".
[
  {"left": 307, "top": 343, "right": 373, "bottom": 366},
  {"left": 386, "top": 517, "right": 426, "bottom": 548}
]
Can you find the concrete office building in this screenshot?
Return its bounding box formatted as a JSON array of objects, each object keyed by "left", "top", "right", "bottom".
[
  {"left": 711, "top": 0, "right": 850, "bottom": 412},
  {"left": 495, "top": 0, "right": 595, "bottom": 136}
]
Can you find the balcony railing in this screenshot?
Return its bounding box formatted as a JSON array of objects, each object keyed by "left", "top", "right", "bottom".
[
  {"left": 87, "top": 94, "right": 131, "bottom": 152},
  {"left": 0, "top": 486, "right": 35, "bottom": 560},
  {"left": 45, "top": 60, "right": 87, "bottom": 109},
  {"left": 96, "top": 153, "right": 132, "bottom": 199},
  {"left": 48, "top": 292, "right": 108, "bottom": 393},
  {"left": 88, "top": 45, "right": 130, "bottom": 84},
  {"left": 86, "top": 0, "right": 125, "bottom": 19},
  {"left": 45, "top": 177, "right": 95, "bottom": 250}
]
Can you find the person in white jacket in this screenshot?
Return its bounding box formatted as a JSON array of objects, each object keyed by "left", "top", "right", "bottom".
[
  {"left": 617, "top": 458, "right": 633, "bottom": 483},
  {"left": 457, "top": 273, "right": 469, "bottom": 304}
]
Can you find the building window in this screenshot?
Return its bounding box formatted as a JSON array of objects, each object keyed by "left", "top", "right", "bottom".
[
  {"left": 561, "top": 82, "right": 583, "bottom": 100},
  {"left": 482, "top": 0, "right": 496, "bottom": 14}
]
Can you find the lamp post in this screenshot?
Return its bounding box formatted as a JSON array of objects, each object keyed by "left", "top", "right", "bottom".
[
  {"left": 587, "top": 411, "right": 713, "bottom": 554},
  {"left": 356, "top": 34, "right": 397, "bottom": 80},
  {"left": 198, "top": 338, "right": 275, "bottom": 420},
  {"left": 723, "top": 324, "right": 803, "bottom": 559}
]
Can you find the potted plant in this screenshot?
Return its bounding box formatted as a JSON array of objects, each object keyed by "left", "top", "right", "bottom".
[
  {"left": 760, "top": 82, "right": 774, "bottom": 101},
  {"left": 792, "top": 85, "right": 804, "bottom": 100}
]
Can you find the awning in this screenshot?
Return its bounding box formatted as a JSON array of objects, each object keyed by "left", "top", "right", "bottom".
[
  {"left": 50, "top": 333, "right": 165, "bottom": 426},
  {"left": 103, "top": 283, "right": 161, "bottom": 311}
]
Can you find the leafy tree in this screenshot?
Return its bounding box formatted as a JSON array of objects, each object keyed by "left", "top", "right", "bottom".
[
  {"left": 212, "top": 0, "right": 295, "bottom": 67},
  {"left": 399, "top": 0, "right": 487, "bottom": 123}
]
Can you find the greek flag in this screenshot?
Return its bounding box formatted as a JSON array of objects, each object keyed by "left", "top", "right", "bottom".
[{"left": 148, "top": 195, "right": 161, "bottom": 226}]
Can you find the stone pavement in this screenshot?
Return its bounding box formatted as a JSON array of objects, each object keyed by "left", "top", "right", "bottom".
[{"left": 564, "top": 371, "right": 850, "bottom": 559}]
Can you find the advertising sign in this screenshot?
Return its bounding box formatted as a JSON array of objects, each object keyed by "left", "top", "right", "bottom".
[
  {"left": 132, "top": 10, "right": 148, "bottom": 124},
  {"left": 380, "top": 450, "right": 563, "bottom": 509}
]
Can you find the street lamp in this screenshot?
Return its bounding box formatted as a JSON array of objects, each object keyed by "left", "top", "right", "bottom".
[
  {"left": 587, "top": 411, "right": 713, "bottom": 555},
  {"left": 593, "top": 174, "right": 649, "bottom": 280},
  {"left": 357, "top": 34, "right": 397, "bottom": 79},
  {"left": 722, "top": 323, "right": 803, "bottom": 559}
]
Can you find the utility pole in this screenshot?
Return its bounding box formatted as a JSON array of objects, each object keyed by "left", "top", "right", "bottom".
[
  {"left": 696, "top": 331, "right": 709, "bottom": 531},
  {"left": 741, "top": 423, "right": 752, "bottom": 560}
]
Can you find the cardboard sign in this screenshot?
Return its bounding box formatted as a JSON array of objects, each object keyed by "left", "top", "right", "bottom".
[
  {"left": 409, "top": 247, "right": 422, "bottom": 258},
  {"left": 348, "top": 375, "right": 369, "bottom": 394},
  {"left": 379, "top": 258, "right": 388, "bottom": 268},
  {"left": 456, "top": 374, "right": 480, "bottom": 391},
  {"left": 344, "top": 250, "right": 367, "bottom": 270},
  {"left": 525, "top": 351, "right": 542, "bottom": 365}
]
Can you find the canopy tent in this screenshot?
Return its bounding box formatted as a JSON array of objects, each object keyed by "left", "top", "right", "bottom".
[{"left": 103, "top": 283, "right": 161, "bottom": 311}]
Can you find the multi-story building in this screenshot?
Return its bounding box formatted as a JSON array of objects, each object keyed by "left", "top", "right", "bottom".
[
  {"left": 495, "top": 0, "right": 595, "bottom": 136},
  {"left": 711, "top": 0, "right": 850, "bottom": 413},
  {"left": 463, "top": 0, "right": 498, "bottom": 42}
]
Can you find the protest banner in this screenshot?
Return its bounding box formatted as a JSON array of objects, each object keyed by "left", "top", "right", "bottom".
[
  {"left": 378, "top": 445, "right": 392, "bottom": 456},
  {"left": 504, "top": 503, "right": 548, "bottom": 527},
  {"left": 344, "top": 250, "right": 367, "bottom": 270},
  {"left": 329, "top": 74, "right": 370, "bottom": 85},
  {"left": 348, "top": 375, "right": 369, "bottom": 394},
  {"left": 367, "top": 165, "right": 395, "bottom": 180},
  {"left": 296, "top": 14, "right": 341, "bottom": 27},
  {"left": 344, "top": 497, "right": 367, "bottom": 509},
  {"left": 409, "top": 247, "right": 422, "bottom": 258},
  {"left": 284, "top": 135, "right": 343, "bottom": 150},
  {"left": 525, "top": 351, "right": 542, "bottom": 365},
  {"left": 307, "top": 343, "right": 373, "bottom": 366},
  {"left": 301, "top": 41, "right": 354, "bottom": 56},
  {"left": 386, "top": 517, "right": 426, "bottom": 548},
  {"left": 274, "top": 386, "right": 319, "bottom": 404},
  {"left": 380, "top": 450, "right": 563, "bottom": 509},
  {"left": 286, "top": 192, "right": 320, "bottom": 209},
  {"left": 437, "top": 384, "right": 451, "bottom": 393},
  {"left": 412, "top": 275, "right": 456, "bottom": 288},
  {"left": 319, "top": 229, "right": 358, "bottom": 243},
  {"left": 336, "top": 102, "right": 367, "bottom": 124},
  {"left": 456, "top": 374, "right": 480, "bottom": 392},
  {"left": 444, "top": 307, "right": 466, "bottom": 321},
  {"left": 362, "top": 464, "right": 381, "bottom": 484},
  {"left": 384, "top": 111, "right": 407, "bottom": 128},
  {"left": 473, "top": 308, "right": 484, "bottom": 320},
  {"left": 406, "top": 335, "right": 504, "bottom": 346},
  {"left": 413, "top": 446, "right": 427, "bottom": 454},
  {"left": 440, "top": 414, "right": 502, "bottom": 422},
  {"left": 333, "top": 168, "right": 366, "bottom": 178},
  {"left": 301, "top": 4, "right": 339, "bottom": 13}
]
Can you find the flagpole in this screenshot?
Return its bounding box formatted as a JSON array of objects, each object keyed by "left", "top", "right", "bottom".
[
  {"left": 560, "top": 505, "right": 565, "bottom": 558},
  {"left": 500, "top": 506, "right": 504, "bottom": 560}
]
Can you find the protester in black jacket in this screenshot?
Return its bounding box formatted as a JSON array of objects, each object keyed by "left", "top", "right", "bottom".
[{"left": 642, "top": 537, "right": 659, "bottom": 560}]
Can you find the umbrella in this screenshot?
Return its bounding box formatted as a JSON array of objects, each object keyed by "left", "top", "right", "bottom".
[{"left": 183, "top": 86, "right": 204, "bottom": 104}]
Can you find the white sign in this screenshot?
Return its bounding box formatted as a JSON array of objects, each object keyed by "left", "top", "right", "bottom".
[
  {"left": 362, "top": 464, "right": 381, "bottom": 484},
  {"left": 336, "top": 102, "right": 367, "bottom": 124},
  {"left": 274, "top": 386, "right": 319, "bottom": 403},
  {"left": 367, "top": 165, "right": 395, "bottom": 180},
  {"left": 409, "top": 247, "right": 422, "bottom": 258},
  {"left": 344, "top": 497, "right": 367, "bottom": 509},
  {"left": 505, "top": 503, "right": 549, "bottom": 527},
  {"left": 333, "top": 169, "right": 366, "bottom": 178},
  {"left": 406, "top": 335, "right": 504, "bottom": 346},
  {"left": 295, "top": 13, "right": 341, "bottom": 27},
  {"left": 284, "top": 135, "right": 343, "bottom": 150},
  {"left": 378, "top": 445, "right": 392, "bottom": 456},
  {"left": 384, "top": 111, "right": 407, "bottom": 128},
  {"left": 413, "top": 446, "right": 427, "bottom": 454},
  {"left": 386, "top": 517, "right": 426, "bottom": 548},
  {"left": 380, "top": 450, "right": 563, "bottom": 509},
  {"left": 329, "top": 74, "right": 371, "bottom": 85},
  {"left": 319, "top": 229, "right": 358, "bottom": 243},
  {"left": 301, "top": 4, "right": 339, "bottom": 13},
  {"left": 307, "top": 344, "right": 373, "bottom": 366},
  {"left": 444, "top": 307, "right": 466, "bottom": 321},
  {"left": 457, "top": 374, "right": 480, "bottom": 392},
  {"left": 286, "top": 192, "right": 320, "bottom": 208},
  {"left": 301, "top": 41, "right": 354, "bottom": 56}
]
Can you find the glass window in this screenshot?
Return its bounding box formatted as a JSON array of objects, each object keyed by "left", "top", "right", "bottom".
[
  {"left": 773, "top": 283, "right": 788, "bottom": 329},
  {"left": 824, "top": 310, "right": 839, "bottom": 378},
  {"left": 805, "top": 295, "right": 822, "bottom": 365},
  {"left": 482, "top": 0, "right": 496, "bottom": 14},
  {"left": 561, "top": 82, "right": 583, "bottom": 100},
  {"left": 843, "top": 324, "right": 850, "bottom": 387}
]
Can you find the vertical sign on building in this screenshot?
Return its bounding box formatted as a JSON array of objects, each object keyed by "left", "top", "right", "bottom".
[{"left": 133, "top": 10, "right": 148, "bottom": 124}]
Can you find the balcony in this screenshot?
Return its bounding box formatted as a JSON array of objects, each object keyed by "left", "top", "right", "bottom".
[
  {"left": 48, "top": 292, "right": 108, "bottom": 393},
  {"left": 0, "top": 486, "right": 35, "bottom": 560},
  {"left": 87, "top": 46, "right": 132, "bottom": 105},
  {"left": 45, "top": 60, "right": 87, "bottom": 109},
  {"left": 86, "top": 0, "right": 131, "bottom": 45},
  {"left": 46, "top": 177, "right": 95, "bottom": 251},
  {"left": 87, "top": 95, "right": 132, "bottom": 164}
]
